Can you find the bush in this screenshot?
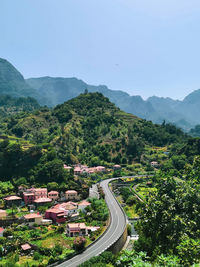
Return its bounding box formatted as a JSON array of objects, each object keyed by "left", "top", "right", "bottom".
[
  {"left": 73, "top": 236, "right": 86, "bottom": 251},
  {"left": 127, "top": 224, "right": 132, "bottom": 236},
  {"left": 33, "top": 251, "right": 41, "bottom": 261},
  {"left": 56, "top": 225, "right": 65, "bottom": 233}
]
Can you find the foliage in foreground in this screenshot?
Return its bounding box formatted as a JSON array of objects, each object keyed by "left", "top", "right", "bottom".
[{"left": 134, "top": 159, "right": 200, "bottom": 266}]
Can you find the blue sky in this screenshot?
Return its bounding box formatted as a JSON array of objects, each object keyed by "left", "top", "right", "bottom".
[{"left": 1, "top": 0, "right": 200, "bottom": 100}]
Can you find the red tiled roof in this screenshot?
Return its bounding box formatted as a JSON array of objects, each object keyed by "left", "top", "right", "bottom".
[
  {"left": 46, "top": 208, "right": 63, "bottom": 214},
  {"left": 21, "top": 243, "right": 31, "bottom": 250},
  {"left": 4, "top": 196, "right": 22, "bottom": 201},
  {"left": 24, "top": 213, "right": 42, "bottom": 219},
  {"left": 48, "top": 191, "right": 58, "bottom": 194},
  {"left": 67, "top": 223, "right": 86, "bottom": 230},
  {"left": 79, "top": 200, "right": 91, "bottom": 206},
  {"left": 65, "top": 190, "right": 77, "bottom": 194},
  {"left": 34, "top": 198, "right": 52, "bottom": 203}
]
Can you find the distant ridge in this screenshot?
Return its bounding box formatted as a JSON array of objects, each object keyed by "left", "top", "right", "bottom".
[
  {"left": 27, "top": 76, "right": 198, "bottom": 131},
  {"left": 1, "top": 57, "right": 200, "bottom": 131}
]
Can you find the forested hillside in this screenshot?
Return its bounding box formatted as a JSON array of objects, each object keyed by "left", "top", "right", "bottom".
[
  {"left": 27, "top": 76, "right": 200, "bottom": 130},
  {"left": 0, "top": 93, "right": 187, "bottom": 166},
  {"left": 0, "top": 95, "right": 40, "bottom": 116}
]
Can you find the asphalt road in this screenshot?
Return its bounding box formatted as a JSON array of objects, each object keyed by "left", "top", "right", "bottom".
[{"left": 57, "top": 178, "right": 127, "bottom": 267}]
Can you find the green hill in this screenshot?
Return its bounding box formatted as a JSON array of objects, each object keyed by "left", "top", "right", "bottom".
[
  {"left": 2, "top": 92, "right": 187, "bottom": 165},
  {"left": 0, "top": 58, "right": 50, "bottom": 105},
  {"left": 0, "top": 58, "right": 37, "bottom": 97}
]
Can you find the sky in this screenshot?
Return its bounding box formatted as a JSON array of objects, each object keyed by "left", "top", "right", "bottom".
[{"left": 1, "top": 0, "right": 200, "bottom": 100}]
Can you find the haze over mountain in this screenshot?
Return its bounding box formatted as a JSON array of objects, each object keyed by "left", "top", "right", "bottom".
[
  {"left": 0, "top": 57, "right": 200, "bottom": 131},
  {"left": 27, "top": 76, "right": 200, "bottom": 131}
]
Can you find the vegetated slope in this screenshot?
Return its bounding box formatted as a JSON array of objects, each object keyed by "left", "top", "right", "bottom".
[
  {"left": 189, "top": 124, "right": 200, "bottom": 137},
  {"left": 176, "top": 89, "right": 200, "bottom": 125},
  {"left": 0, "top": 58, "right": 49, "bottom": 105},
  {"left": 0, "top": 58, "right": 37, "bottom": 98},
  {"left": 0, "top": 95, "right": 40, "bottom": 116},
  {"left": 147, "top": 96, "right": 194, "bottom": 131},
  {"left": 2, "top": 93, "right": 187, "bottom": 165},
  {"left": 27, "top": 76, "right": 198, "bottom": 130},
  {"left": 26, "top": 77, "right": 161, "bottom": 123}
]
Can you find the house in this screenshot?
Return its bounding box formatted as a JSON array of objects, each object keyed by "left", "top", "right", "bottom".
[
  {"left": 21, "top": 243, "right": 32, "bottom": 253},
  {"left": 66, "top": 223, "right": 99, "bottom": 237},
  {"left": 24, "top": 213, "right": 43, "bottom": 226},
  {"left": 48, "top": 191, "right": 59, "bottom": 201},
  {"left": 64, "top": 164, "right": 72, "bottom": 171},
  {"left": 0, "top": 227, "right": 5, "bottom": 237},
  {"left": 151, "top": 161, "right": 159, "bottom": 168},
  {"left": 45, "top": 201, "right": 78, "bottom": 223},
  {"left": 33, "top": 197, "right": 52, "bottom": 207},
  {"left": 65, "top": 204, "right": 78, "bottom": 216},
  {"left": 0, "top": 210, "right": 7, "bottom": 219},
  {"left": 54, "top": 202, "right": 78, "bottom": 216},
  {"left": 95, "top": 166, "right": 106, "bottom": 173},
  {"left": 74, "top": 166, "right": 82, "bottom": 175},
  {"left": 65, "top": 190, "right": 79, "bottom": 201},
  {"left": 113, "top": 164, "right": 121, "bottom": 170},
  {"left": 4, "top": 196, "right": 22, "bottom": 208},
  {"left": 78, "top": 200, "right": 91, "bottom": 212},
  {"left": 23, "top": 188, "right": 48, "bottom": 204},
  {"left": 23, "top": 192, "right": 35, "bottom": 205},
  {"left": 66, "top": 223, "right": 88, "bottom": 237},
  {"left": 45, "top": 208, "right": 65, "bottom": 223},
  {"left": 30, "top": 188, "right": 47, "bottom": 199}
]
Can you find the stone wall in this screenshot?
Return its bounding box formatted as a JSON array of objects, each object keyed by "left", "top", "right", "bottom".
[{"left": 108, "top": 225, "right": 128, "bottom": 254}]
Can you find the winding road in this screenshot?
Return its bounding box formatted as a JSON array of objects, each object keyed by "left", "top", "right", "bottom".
[{"left": 57, "top": 178, "right": 127, "bottom": 267}]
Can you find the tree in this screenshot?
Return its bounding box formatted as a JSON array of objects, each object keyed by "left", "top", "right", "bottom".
[
  {"left": 116, "top": 250, "right": 151, "bottom": 267},
  {"left": 134, "top": 176, "right": 200, "bottom": 264},
  {"left": 73, "top": 236, "right": 86, "bottom": 251}
]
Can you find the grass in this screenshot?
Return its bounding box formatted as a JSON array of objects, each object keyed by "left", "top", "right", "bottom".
[
  {"left": 124, "top": 204, "right": 138, "bottom": 218},
  {"left": 136, "top": 186, "right": 157, "bottom": 199},
  {"left": 32, "top": 233, "right": 74, "bottom": 249}
]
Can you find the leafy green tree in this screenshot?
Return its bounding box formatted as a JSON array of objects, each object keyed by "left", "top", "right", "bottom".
[
  {"left": 134, "top": 176, "right": 200, "bottom": 263},
  {"left": 116, "top": 250, "right": 151, "bottom": 267},
  {"left": 176, "top": 238, "right": 200, "bottom": 266}
]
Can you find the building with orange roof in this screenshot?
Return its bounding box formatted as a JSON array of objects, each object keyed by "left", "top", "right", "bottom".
[
  {"left": 45, "top": 208, "right": 65, "bottom": 223},
  {"left": 65, "top": 190, "right": 79, "bottom": 201},
  {"left": 21, "top": 243, "right": 32, "bottom": 252},
  {"left": 33, "top": 197, "right": 52, "bottom": 207},
  {"left": 66, "top": 223, "right": 99, "bottom": 237},
  {"left": 48, "top": 191, "right": 59, "bottom": 201},
  {"left": 4, "top": 196, "right": 22, "bottom": 208},
  {"left": 24, "top": 213, "right": 43, "bottom": 226}
]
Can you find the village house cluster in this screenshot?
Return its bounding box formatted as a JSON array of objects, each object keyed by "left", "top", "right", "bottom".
[
  {"left": 0, "top": 163, "right": 118, "bottom": 254},
  {"left": 64, "top": 163, "right": 121, "bottom": 176},
  {"left": 0, "top": 185, "right": 101, "bottom": 241}
]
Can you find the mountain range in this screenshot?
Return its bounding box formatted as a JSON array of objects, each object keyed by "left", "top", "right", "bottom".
[{"left": 1, "top": 57, "right": 200, "bottom": 131}]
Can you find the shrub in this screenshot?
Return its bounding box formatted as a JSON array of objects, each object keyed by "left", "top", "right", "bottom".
[
  {"left": 127, "top": 224, "right": 132, "bottom": 236},
  {"left": 33, "top": 251, "right": 41, "bottom": 261},
  {"left": 73, "top": 236, "right": 86, "bottom": 251}
]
